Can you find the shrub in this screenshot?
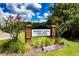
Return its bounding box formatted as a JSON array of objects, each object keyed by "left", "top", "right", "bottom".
[
  {"left": 8, "top": 40, "right": 24, "bottom": 54},
  {"left": 33, "top": 37, "right": 54, "bottom": 48},
  {"left": 0, "top": 40, "right": 31, "bottom": 54},
  {"left": 0, "top": 40, "right": 10, "bottom": 53}
]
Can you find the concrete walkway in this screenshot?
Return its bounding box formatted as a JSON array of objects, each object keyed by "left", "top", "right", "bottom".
[{"left": 0, "top": 33, "right": 11, "bottom": 40}]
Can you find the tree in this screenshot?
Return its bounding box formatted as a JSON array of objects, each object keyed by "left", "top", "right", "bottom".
[
  {"left": 0, "top": 14, "right": 25, "bottom": 41},
  {"left": 48, "top": 3, "right": 79, "bottom": 38}
]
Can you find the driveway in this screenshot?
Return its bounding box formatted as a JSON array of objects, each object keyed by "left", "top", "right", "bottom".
[{"left": 0, "top": 33, "right": 11, "bottom": 40}]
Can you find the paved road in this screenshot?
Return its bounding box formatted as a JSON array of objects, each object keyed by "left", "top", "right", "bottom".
[{"left": 0, "top": 33, "right": 11, "bottom": 40}]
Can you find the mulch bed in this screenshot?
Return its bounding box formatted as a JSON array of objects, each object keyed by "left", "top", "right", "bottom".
[{"left": 26, "top": 44, "right": 64, "bottom": 56}]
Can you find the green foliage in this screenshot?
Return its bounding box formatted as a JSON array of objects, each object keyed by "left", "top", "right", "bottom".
[
  {"left": 8, "top": 40, "right": 26, "bottom": 54},
  {"left": 18, "top": 31, "right": 25, "bottom": 43},
  {"left": 0, "top": 31, "right": 31, "bottom": 55},
  {"left": 0, "top": 40, "right": 31, "bottom": 54},
  {"left": 39, "top": 38, "right": 79, "bottom": 56},
  {"left": 46, "top": 16, "right": 53, "bottom": 27},
  {"left": 25, "top": 22, "right": 32, "bottom": 25},
  {"left": 32, "top": 22, "right": 49, "bottom": 29},
  {"left": 32, "top": 37, "right": 55, "bottom": 48},
  {"left": 0, "top": 40, "right": 10, "bottom": 53},
  {"left": 48, "top": 3, "right": 79, "bottom": 38},
  {"left": 0, "top": 14, "right": 24, "bottom": 41}
]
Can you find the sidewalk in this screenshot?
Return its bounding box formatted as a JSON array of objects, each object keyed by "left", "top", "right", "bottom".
[{"left": 0, "top": 33, "right": 11, "bottom": 40}]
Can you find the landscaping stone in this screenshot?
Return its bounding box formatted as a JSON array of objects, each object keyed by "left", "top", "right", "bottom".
[
  {"left": 42, "top": 45, "right": 56, "bottom": 52},
  {"left": 26, "top": 44, "right": 64, "bottom": 56}
]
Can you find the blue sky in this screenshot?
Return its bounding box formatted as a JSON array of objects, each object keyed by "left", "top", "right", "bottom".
[{"left": 0, "top": 3, "right": 53, "bottom": 22}]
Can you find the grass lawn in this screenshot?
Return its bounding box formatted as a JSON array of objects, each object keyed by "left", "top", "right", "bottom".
[
  {"left": 39, "top": 38, "right": 79, "bottom": 56},
  {"left": 0, "top": 31, "right": 79, "bottom": 56},
  {"left": 18, "top": 31, "right": 79, "bottom": 56},
  {"left": 0, "top": 40, "right": 10, "bottom": 47}
]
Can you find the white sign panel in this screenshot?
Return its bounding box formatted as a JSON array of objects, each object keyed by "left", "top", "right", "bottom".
[{"left": 32, "top": 29, "right": 51, "bottom": 37}]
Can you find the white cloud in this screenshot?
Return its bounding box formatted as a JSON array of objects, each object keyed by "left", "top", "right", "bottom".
[
  {"left": 0, "top": 8, "right": 10, "bottom": 21},
  {"left": 25, "top": 3, "right": 42, "bottom": 10},
  {"left": 0, "top": 8, "right": 9, "bottom": 25},
  {"left": 37, "top": 13, "right": 49, "bottom": 22},
  {"left": 7, "top": 3, "right": 22, "bottom": 13},
  {"left": 32, "top": 20, "right": 39, "bottom": 23},
  {"left": 33, "top": 3, "right": 42, "bottom": 10},
  {"left": 0, "top": 3, "right": 42, "bottom": 22},
  {"left": 0, "top": 8, "right": 5, "bottom": 24},
  {"left": 36, "top": 12, "right": 40, "bottom": 16},
  {"left": 0, "top": 7, "right": 17, "bottom": 24},
  {"left": 43, "top": 13, "right": 49, "bottom": 18},
  {"left": 6, "top": 3, "right": 36, "bottom": 21},
  {"left": 40, "top": 19, "right": 47, "bottom": 23},
  {"left": 0, "top": 8, "right": 4, "bottom": 15},
  {"left": 6, "top": 3, "right": 42, "bottom": 13},
  {"left": 32, "top": 19, "right": 47, "bottom": 23},
  {"left": 2, "top": 12, "right": 16, "bottom": 20},
  {"left": 37, "top": 16, "right": 43, "bottom": 18},
  {"left": 3, "top": 12, "right": 14, "bottom": 17}
]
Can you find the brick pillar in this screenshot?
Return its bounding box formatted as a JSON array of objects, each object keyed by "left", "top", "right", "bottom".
[
  {"left": 25, "top": 25, "right": 32, "bottom": 43},
  {"left": 51, "top": 25, "right": 56, "bottom": 39}
]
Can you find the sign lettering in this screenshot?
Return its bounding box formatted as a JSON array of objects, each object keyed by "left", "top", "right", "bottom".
[{"left": 32, "top": 29, "right": 51, "bottom": 37}]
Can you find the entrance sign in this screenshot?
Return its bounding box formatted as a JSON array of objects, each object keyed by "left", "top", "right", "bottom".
[
  {"left": 25, "top": 25, "right": 56, "bottom": 43},
  {"left": 32, "top": 29, "right": 51, "bottom": 37}
]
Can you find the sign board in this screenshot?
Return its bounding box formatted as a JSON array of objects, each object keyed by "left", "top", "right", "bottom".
[{"left": 32, "top": 29, "right": 51, "bottom": 37}]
